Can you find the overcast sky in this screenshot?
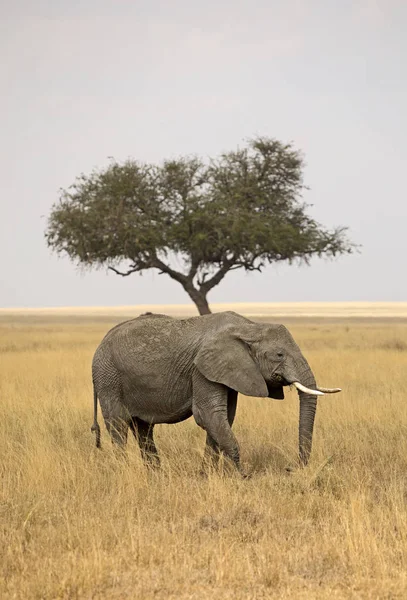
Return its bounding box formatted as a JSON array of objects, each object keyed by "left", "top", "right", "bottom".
[{"left": 1, "top": 0, "right": 406, "bottom": 308}]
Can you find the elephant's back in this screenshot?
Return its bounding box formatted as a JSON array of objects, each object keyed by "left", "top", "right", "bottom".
[
  {"left": 109, "top": 316, "right": 201, "bottom": 402},
  {"left": 101, "top": 315, "right": 182, "bottom": 371},
  {"left": 96, "top": 314, "right": 172, "bottom": 344}
]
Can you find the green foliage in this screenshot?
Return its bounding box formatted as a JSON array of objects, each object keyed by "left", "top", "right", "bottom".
[{"left": 46, "top": 137, "right": 355, "bottom": 313}]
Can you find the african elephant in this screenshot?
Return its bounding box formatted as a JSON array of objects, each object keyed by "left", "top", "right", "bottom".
[{"left": 91, "top": 311, "right": 340, "bottom": 472}]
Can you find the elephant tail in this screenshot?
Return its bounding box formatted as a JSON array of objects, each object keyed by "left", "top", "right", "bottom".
[{"left": 90, "top": 381, "right": 101, "bottom": 448}]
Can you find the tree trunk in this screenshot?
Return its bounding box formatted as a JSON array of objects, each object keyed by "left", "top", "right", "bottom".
[{"left": 184, "top": 285, "right": 211, "bottom": 315}]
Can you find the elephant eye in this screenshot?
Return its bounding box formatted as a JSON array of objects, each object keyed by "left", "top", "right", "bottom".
[{"left": 276, "top": 351, "right": 284, "bottom": 359}]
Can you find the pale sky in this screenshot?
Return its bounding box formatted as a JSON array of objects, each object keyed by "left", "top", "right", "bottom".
[{"left": 1, "top": 0, "right": 406, "bottom": 308}]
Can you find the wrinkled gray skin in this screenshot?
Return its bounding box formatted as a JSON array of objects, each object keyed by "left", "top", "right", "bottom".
[{"left": 91, "top": 311, "right": 321, "bottom": 472}]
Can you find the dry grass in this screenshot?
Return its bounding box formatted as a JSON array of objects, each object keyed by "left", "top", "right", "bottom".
[
  {"left": 1, "top": 315, "right": 407, "bottom": 599},
  {"left": 2, "top": 301, "right": 407, "bottom": 319}
]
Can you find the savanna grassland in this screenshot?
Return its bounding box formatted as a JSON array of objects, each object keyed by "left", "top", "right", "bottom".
[{"left": 1, "top": 311, "right": 407, "bottom": 599}]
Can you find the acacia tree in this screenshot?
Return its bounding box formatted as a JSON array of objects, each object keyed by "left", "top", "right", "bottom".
[{"left": 46, "top": 137, "right": 354, "bottom": 314}]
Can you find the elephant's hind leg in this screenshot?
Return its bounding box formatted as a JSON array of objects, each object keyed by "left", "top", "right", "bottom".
[
  {"left": 98, "top": 385, "right": 130, "bottom": 450},
  {"left": 105, "top": 417, "right": 129, "bottom": 447},
  {"left": 130, "top": 417, "right": 160, "bottom": 466}
]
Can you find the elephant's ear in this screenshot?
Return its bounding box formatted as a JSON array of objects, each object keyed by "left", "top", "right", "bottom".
[{"left": 194, "top": 327, "right": 268, "bottom": 397}]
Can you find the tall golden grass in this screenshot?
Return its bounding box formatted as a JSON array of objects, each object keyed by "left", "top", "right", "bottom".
[{"left": 1, "top": 315, "right": 407, "bottom": 599}]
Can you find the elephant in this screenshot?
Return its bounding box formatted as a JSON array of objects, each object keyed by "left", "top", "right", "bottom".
[{"left": 91, "top": 311, "right": 341, "bottom": 473}]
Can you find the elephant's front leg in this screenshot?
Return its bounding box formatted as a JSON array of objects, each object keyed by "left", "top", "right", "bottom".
[
  {"left": 193, "top": 372, "right": 242, "bottom": 473},
  {"left": 203, "top": 389, "right": 238, "bottom": 469},
  {"left": 203, "top": 433, "right": 220, "bottom": 466}
]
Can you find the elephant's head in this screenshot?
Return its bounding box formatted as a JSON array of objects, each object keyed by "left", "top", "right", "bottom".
[{"left": 195, "top": 322, "right": 341, "bottom": 466}]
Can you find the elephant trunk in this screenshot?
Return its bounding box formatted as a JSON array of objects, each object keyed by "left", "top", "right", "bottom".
[
  {"left": 296, "top": 363, "right": 318, "bottom": 467},
  {"left": 299, "top": 392, "right": 317, "bottom": 466}
]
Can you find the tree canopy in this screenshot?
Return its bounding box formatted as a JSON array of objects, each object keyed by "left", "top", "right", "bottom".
[{"left": 46, "top": 137, "right": 355, "bottom": 314}]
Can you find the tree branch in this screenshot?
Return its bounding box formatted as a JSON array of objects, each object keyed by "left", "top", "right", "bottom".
[
  {"left": 197, "top": 271, "right": 209, "bottom": 286},
  {"left": 108, "top": 254, "right": 153, "bottom": 277},
  {"left": 233, "top": 254, "right": 265, "bottom": 272},
  {"left": 108, "top": 265, "right": 143, "bottom": 277},
  {"left": 187, "top": 255, "right": 201, "bottom": 282},
  {"left": 199, "top": 256, "right": 236, "bottom": 293},
  {"left": 150, "top": 256, "right": 189, "bottom": 286},
  {"left": 109, "top": 254, "right": 190, "bottom": 286}
]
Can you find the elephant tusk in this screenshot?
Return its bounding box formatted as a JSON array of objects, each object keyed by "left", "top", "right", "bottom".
[
  {"left": 293, "top": 382, "right": 325, "bottom": 396},
  {"left": 317, "top": 387, "right": 342, "bottom": 394}
]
